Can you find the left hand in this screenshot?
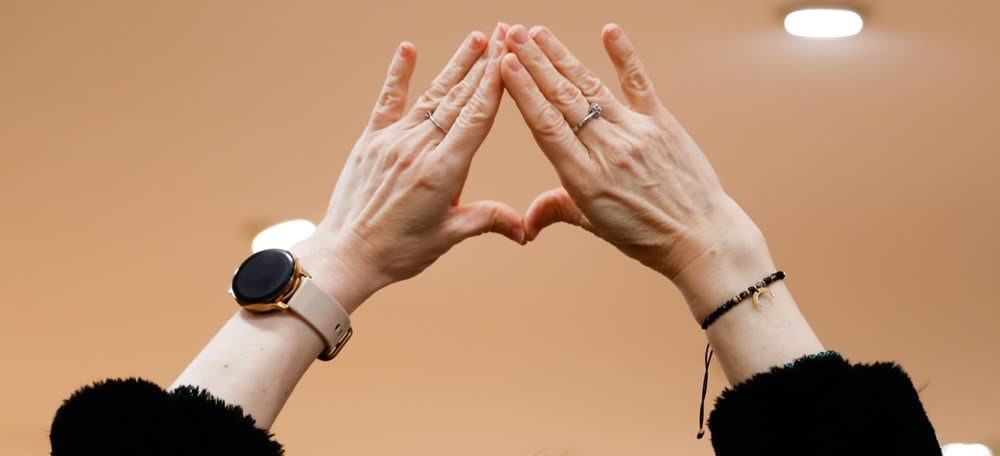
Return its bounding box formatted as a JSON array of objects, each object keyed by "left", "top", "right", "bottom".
[
  {"left": 294, "top": 24, "right": 523, "bottom": 313},
  {"left": 500, "top": 24, "right": 771, "bottom": 311}
]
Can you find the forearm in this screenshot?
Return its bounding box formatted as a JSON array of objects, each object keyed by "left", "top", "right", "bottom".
[
  {"left": 170, "top": 241, "right": 370, "bottom": 429},
  {"left": 673, "top": 217, "right": 824, "bottom": 385},
  {"left": 169, "top": 309, "right": 322, "bottom": 429}
]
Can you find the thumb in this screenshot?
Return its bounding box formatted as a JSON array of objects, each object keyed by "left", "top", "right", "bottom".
[
  {"left": 448, "top": 200, "right": 526, "bottom": 245},
  {"left": 524, "top": 187, "right": 593, "bottom": 242}
]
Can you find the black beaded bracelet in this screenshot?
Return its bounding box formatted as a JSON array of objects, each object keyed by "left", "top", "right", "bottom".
[{"left": 700, "top": 271, "right": 786, "bottom": 330}]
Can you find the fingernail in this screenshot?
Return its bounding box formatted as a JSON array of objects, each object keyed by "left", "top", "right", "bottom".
[
  {"left": 469, "top": 33, "right": 486, "bottom": 50},
  {"left": 529, "top": 26, "right": 548, "bottom": 45},
  {"left": 492, "top": 22, "right": 503, "bottom": 40},
  {"left": 606, "top": 24, "right": 623, "bottom": 41},
  {"left": 396, "top": 42, "right": 414, "bottom": 61},
  {"left": 497, "top": 22, "right": 509, "bottom": 41},
  {"left": 510, "top": 26, "right": 528, "bottom": 45},
  {"left": 504, "top": 55, "right": 522, "bottom": 72}
]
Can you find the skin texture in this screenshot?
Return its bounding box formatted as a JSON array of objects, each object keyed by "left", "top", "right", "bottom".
[
  {"left": 172, "top": 24, "right": 518, "bottom": 429},
  {"left": 501, "top": 24, "right": 752, "bottom": 290},
  {"left": 171, "top": 22, "right": 824, "bottom": 430},
  {"left": 500, "top": 23, "right": 824, "bottom": 384},
  {"left": 294, "top": 24, "right": 523, "bottom": 315}
]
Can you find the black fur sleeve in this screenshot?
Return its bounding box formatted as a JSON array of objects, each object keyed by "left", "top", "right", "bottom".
[
  {"left": 707, "top": 355, "right": 941, "bottom": 455},
  {"left": 50, "top": 378, "right": 284, "bottom": 456}
]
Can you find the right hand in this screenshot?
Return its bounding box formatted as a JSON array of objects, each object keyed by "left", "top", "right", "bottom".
[
  {"left": 293, "top": 24, "right": 522, "bottom": 313},
  {"left": 501, "top": 24, "right": 773, "bottom": 312}
]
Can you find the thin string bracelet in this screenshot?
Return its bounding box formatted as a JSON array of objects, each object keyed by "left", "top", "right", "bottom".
[
  {"left": 696, "top": 271, "right": 785, "bottom": 440},
  {"left": 700, "top": 271, "right": 786, "bottom": 330}
]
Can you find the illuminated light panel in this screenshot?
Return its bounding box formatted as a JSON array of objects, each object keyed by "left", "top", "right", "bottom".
[
  {"left": 251, "top": 219, "right": 316, "bottom": 253},
  {"left": 943, "top": 443, "right": 994, "bottom": 456},
  {"left": 784, "top": 8, "right": 864, "bottom": 38}
]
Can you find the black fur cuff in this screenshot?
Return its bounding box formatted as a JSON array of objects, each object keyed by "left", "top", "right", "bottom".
[
  {"left": 50, "top": 378, "right": 284, "bottom": 456},
  {"left": 708, "top": 355, "right": 941, "bottom": 455}
]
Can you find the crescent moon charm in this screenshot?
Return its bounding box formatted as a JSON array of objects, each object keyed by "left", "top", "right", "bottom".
[{"left": 752, "top": 286, "right": 774, "bottom": 307}]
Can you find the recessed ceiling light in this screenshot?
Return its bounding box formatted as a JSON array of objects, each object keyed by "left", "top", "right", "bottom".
[
  {"left": 251, "top": 219, "right": 316, "bottom": 253},
  {"left": 784, "top": 8, "right": 864, "bottom": 38},
  {"left": 943, "top": 443, "right": 994, "bottom": 456}
]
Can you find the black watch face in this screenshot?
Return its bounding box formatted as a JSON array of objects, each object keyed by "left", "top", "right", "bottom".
[{"left": 231, "top": 249, "right": 296, "bottom": 304}]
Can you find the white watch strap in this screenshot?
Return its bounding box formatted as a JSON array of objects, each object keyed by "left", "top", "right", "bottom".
[{"left": 287, "top": 277, "right": 352, "bottom": 361}]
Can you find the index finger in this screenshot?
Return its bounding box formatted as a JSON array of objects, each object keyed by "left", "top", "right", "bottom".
[
  {"left": 500, "top": 53, "right": 592, "bottom": 178},
  {"left": 527, "top": 25, "right": 628, "bottom": 122},
  {"left": 435, "top": 36, "right": 507, "bottom": 164},
  {"left": 406, "top": 31, "right": 489, "bottom": 126}
]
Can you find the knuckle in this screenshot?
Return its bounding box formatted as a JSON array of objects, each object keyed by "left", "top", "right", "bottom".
[
  {"left": 376, "top": 87, "right": 403, "bottom": 109},
  {"left": 423, "top": 82, "right": 450, "bottom": 104},
  {"left": 435, "top": 101, "right": 459, "bottom": 122},
  {"left": 439, "top": 82, "right": 474, "bottom": 113},
  {"left": 575, "top": 178, "right": 604, "bottom": 200},
  {"left": 441, "top": 88, "right": 460, "bottom": 106},
  {"left": 535, "top": 104, "right": 568, "bottom": 134},
  {"left": 445, "top": 63, "right": 464, "bottom": 80},
  {"left": 619, "top": 47, "right": 640, "bottom": 66},
  {"left": 413, "top": 93, "right": 434, "bottom": 111},
  {"left": 622, "top": 66, "right": 652, "bottom": 93},
  {"left": 455, "top": 79, "right": 475, "bottom": 100},
  {"left": 415, "top": 160, "right": 447, "bottom": 190},
  {"left": 453, "top": 95, "right": 492, "bottom": 129},
  {"left": 552, "top": 81, "right": 581, "bottom": 107},
  {"left": 370, "top": 104, "right": 396, "bottom": 123},
  {"left": 575, "top": 73, "right": 604, "bottom": 99},
  {"left": 452, "top": 111, "right": 488, "bottom": 132},
  {"left": 429, "top": 83, "right": 448, "bottom": 99},
  {"left": 394, "top": 148, "right": 419, "bottom": 169},
  {"left": 603, "top": 141, "right": 638, "bottom": 168},
  {"left": 479, "top": 206, "right": 501, "bottom": 234}
]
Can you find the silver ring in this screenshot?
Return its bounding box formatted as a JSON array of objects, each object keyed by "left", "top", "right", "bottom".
[
  {"left": 425, "top": 111, "right": 449, "bottom": 134},
  {"left": 572, "top": 103, "right": 602, "bottom": 133}
]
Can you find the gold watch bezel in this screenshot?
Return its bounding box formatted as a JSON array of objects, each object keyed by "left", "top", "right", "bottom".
[{"left": 233, "top": 252, "right": 312, "bottom": 312}]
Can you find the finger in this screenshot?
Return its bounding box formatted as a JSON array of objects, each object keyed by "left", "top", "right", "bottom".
[
  {"left": 500, "top": 53, "right": 589, "bottom": 175},
  {"left": 505, "top": 25, "right": 615, "bottom": 136},
  {"left": 524, "top": 187, "right": 593, "bottom": 242},
  {"left": 428, "top": 23, "right": 508, "bottom": 139},
  {"left": 528, "top": 25, "right": 627, "bottom": 122},
  {"left": 435, "top": 29, "right": 504, "bottom": 208},
  {"left": 436, "top": 44, "right": 506, "bottom": 163},
  {"left": 601, "top": 23, "right": 662, "bottom": 115},
  {"left": 447, "top": 200, "right": 526, "bottom": 245},
  {"left": 368, "top": 42, "right": 417, "bottom": 130},
  {"left": 407, "top": 31, "right": 488, "bottom": 126}
]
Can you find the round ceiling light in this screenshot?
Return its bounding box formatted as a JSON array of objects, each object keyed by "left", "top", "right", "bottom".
[
  {"left": 251, "top": 219, "right": 316, "bottom": 253},
  {"left": 942, "top": 444, "right": 994, "bottom": 456},
  {"left": 784, "top": 8, "right": 864, "bottom": 38}
]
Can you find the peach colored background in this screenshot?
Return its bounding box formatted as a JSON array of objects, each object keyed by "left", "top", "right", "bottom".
[{"left": 2, "top": 0, "right": 998, "bottom": 454}]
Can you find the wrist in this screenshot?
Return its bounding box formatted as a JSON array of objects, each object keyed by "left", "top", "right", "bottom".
[
  {"left": 671, "top": 221, "right": 776, "bottom": 323},
  {"left": 289, "top": 238, "right": 378, "bottom": 315}
]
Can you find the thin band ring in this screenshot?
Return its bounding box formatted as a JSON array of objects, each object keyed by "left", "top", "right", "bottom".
[
  {"left": 572, "top": 103, "right": 602, "bottom": 134},
  {"left": 425, "top": 111, "right": 449, "bottom": 134}
]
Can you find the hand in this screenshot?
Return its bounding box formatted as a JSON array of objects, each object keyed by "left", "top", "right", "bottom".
[
  {"left": 501, "top": 24, "right": 771, "bottom": 297},
  {"left": 294, "top": 24, "right": 523, "bottom": 313}
]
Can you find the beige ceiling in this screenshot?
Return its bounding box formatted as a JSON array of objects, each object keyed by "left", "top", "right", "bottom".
[{"left": 2, "top": 0, "right": 999, "bottom": 454}]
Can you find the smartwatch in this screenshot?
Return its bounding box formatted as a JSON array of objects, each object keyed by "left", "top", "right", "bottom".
[{"left": 230, "top": 248, "right": 352, "bottom": 361}]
